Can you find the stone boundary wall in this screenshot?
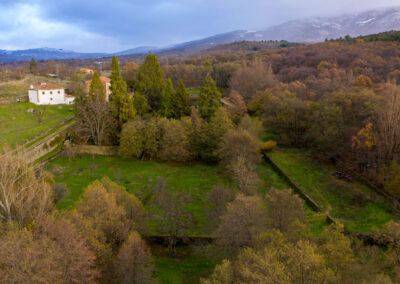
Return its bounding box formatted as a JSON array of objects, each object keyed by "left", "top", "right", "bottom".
[
  {"left": 72, "top": 145, "right": 119, "bottom": 156},
  {"left": 26, "top": 132, "right": 67, "bottom": 164}
]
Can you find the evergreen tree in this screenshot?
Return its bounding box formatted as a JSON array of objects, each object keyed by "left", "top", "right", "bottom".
[
  {"left": 174, "top": 80, "right": 191, "bottom": 118},
  {"left": 135, "top": 52, "right": 165, "bottom": 111},
  {"left": 202, "top": 61, "right": 214, "bottom": 78},
  {"left": 29, "top": 58, "right": 37, "bottom": 74},
  {"left": 133, "top": 92, "right": 151, "bottom": 116},
  {"left": 109, "top": 56, "right": 135, "bottom": 123},
  {"left": 73, "top": 86, "right": 86, "bottom": 114},
  {"left": 89, "top": 71, "right": 105, "bottom": 101},
  {"left": 161, "top": 79, "right": 175, "bottom": 118},
  {"left": 197, "top": 76, "right": 221, "bottom": 120}
]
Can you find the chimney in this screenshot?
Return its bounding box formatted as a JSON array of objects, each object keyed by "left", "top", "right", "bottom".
[
  {"left": 41, "top": 82, "right": 46, "bottom": 85},
  {"left": 30, "top": 84, "right": 33, "bottom": 89}
]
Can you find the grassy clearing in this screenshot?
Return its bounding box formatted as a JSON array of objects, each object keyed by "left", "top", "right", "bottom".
[
  {"left": 0, "top": 84, "right": 27, "bottom": 99},
  {"left": 0, "top": 75, "right": 70, "bottom": 99},
  {"left": 268, "top": 149, "right": 397, "bottom": 233},
  {"left": 47, "top": 155, "right": 300, "bottom": 235},
  {"left": 0, "top": 103, "right": 74, "bottom": 146},
  {"left": 47, "top": 155, "right": 234, "bottom": 235},
  {"left": 152, "top": 244, "right": 216, "bottom": 284}
]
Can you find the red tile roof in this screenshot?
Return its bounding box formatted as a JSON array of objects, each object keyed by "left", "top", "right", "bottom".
[
  {"left": 100, "top": 76, "right": 110, "bottom": 83},
  {"left": 86, "top": 76, "right": 111, "bottom": 85},
  {"left": 30, "top": 83, "right": 64, "bottom": 90}
]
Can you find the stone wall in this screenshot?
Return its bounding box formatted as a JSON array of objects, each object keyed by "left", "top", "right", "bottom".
[{"left": 72, "top": 145, "right": 119, "bottom": 156}]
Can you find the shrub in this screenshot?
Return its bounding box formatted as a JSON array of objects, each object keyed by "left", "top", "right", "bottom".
[{"left": 260, "top": 140, "right": 277, "bottom": 153}]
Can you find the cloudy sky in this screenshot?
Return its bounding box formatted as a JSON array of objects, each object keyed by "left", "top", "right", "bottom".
[{"left": 0, "top": 0, "right": 398, "bottom": 53}]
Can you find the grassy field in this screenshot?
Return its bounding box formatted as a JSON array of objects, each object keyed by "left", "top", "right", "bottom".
[
  {"left": 152, "top": 244, "right": 216, "bottom": 284},
  {"left": 268, "top": 149, "right": 398, "bottom": 233},
  {"left": 0, "top": 102, "right": 74, "bottom": 146},
  {"left": 47, "top": 155, "right": 235, "bottom": 235},
  {"left": 46, "top": 155, "right": 299, "bottom": 235},
  {"left": 0, "top": 75, "right": 70, "bottom": 99},
  {"left": 0, "top": 84, "right": 27, "bottom": 99}
]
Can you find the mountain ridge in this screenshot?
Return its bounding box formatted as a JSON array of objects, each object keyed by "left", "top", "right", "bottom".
[{"left": 1, "top": 6, "right": 400, "bottom": 62}]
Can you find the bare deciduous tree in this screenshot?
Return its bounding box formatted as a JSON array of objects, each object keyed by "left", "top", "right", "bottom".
[
  {"left": 33, "top": 215, "right": 100, "bottom": 283},
  {"left": 153, "top": 185, "right": 195, "bottom": 255},
  {"left": 229, "top": 58, "right": 277, "bottom": 101},
  {"left": 114, "top": 231, "right": 154, "bottom": 284},
  {"left": 375, "top": 82, "right": 400, "bottom": 167},
  {"left": 265, "top": 188, "right": 306, "bottom": 233},
  {"left": 76, "top": 96, "right": 116, "bottom": 146},
  {"left": 34, "top": 106, "right": 46, "bottom": 124},
  {"left": 216, "top": 194, "right": 267, "bottom": 249},
  {"left": 0, "top": 146, "right": 54, "bottom": 226},
  {"left": 206, "top": 184, "right": 235, "bottom": 231},
  {"left": 231, "top": 156, "right": 261, "bottom": 195}
]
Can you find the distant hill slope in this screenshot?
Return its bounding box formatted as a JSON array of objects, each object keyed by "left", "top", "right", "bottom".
[
  {"left": 160, "top": 6, "right": 400, "bottom": 53},
  {"left": 331, "top": 30, "right": 400, "bottom": 42},
  {"left": 0, "top": 48, "right": 108, "bottom": 62},
  {"left": 253, "top": 6, "right": 400, "bottom": 42},
  {"left": 1, "top": 6, "right": 400, "bottom": 62}
]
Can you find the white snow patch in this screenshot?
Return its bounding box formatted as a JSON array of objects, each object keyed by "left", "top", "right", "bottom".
[{"left": 356, "top": 18, "right": 376, "bottom": 25}]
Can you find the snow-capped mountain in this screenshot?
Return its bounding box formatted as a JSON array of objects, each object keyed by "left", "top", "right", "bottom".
[
  {"left": 1, "top": 6, "right": 400, "bottom": 62},
  {"left": 158, "top": 7, "right": 400, "bottom": 53},
  {"left": 251, "top": 6, "right": 400, "bottom": 42}
]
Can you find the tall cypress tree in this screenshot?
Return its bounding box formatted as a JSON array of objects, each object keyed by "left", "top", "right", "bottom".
[
  {"left": 89, "top": 71, "right": 105, "bottom": 101},
  {"left": 197, "top": 76, "right": 221, "bottom": 120},
  {"left": 135, "top": 52, "right": 165, "bottom": 112},
  {"left": 175, "top": 79, "right": 191, "bottom": 118},
  {"left": 162, "top": 79, "right": 175, "bottom": 118},
  {"left": 110, "top": 56, "right": 135, "bottom": 122}
]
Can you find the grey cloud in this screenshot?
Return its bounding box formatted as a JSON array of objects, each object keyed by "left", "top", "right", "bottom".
[{"left": 0, "top": 0, "right": 398, "bottom": 52}]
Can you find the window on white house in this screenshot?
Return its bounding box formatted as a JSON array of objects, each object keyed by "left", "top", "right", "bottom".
[
  {"left": 42, "top": 91, "right": 45, "bottom": 94},
  {"left": 50, "top": 91, "right": 53, "bottom": 94}
]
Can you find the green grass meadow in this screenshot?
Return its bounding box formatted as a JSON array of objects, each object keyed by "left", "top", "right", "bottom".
[
  {"left": 152, "top": 245, "right": 217, "bottom": 284},
  {"left": 0, "top": 102, "right": 74, "bottom": 146},
  {"left": 46, "top": 155, "right": 299, "bottom": 235},
  {"left": 47, "top": 155, "right": 235, "bottom": 235},
  {"left": 268, "top": 150, "right": 397, "bottom": 233}
]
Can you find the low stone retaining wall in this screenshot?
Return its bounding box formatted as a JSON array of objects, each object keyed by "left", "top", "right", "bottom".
[
  {"left": 263, "top": 154, "right": 322, "bottom": 212},
  {"left": 263, "top": 154, "right": 337, "bottom": 225},
  {"left": 26, "top": 131, "right": 67, "bottom": 164},
  {"left": 72, "top": 145, "right": 119, "bottom": 156}
]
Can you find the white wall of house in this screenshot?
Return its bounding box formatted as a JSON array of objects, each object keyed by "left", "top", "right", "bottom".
[
  {"left": 29, "top": 88, "right": 66, "bottom": 105},
  {"left": 64, "top": 96, "right": 75, "bottom": 105},
  {"left": 28, "top": 90, "right": 39, "bottom": 104},
  {"left": 105, "top": 82, "right": 111, "bottom": 102}
]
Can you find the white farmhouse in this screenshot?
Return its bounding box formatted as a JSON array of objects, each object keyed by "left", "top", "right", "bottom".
[{"left": 28, "top": 83, "right": 74, "bottom": 105}]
